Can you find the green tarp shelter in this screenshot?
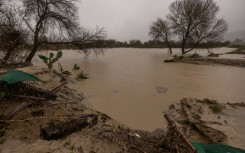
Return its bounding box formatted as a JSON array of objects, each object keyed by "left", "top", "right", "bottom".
[
  {"left": 0, "top": 70, "right": 40, "bottom": 84},
  {"left": 192, "top": 142, "right": 245, "bottom": 153}
]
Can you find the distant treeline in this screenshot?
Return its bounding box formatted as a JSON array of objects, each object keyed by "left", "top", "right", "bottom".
[
  {"left": 103, "top": 39, "right": 232, "bottom": 49},
  {"left": 37, "top": 39, "right": 235, "bottom": 51}
]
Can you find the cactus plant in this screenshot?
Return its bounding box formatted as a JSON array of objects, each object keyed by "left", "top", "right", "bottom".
[{"left": 38, "top": 51, "right": 63, "bottom": 71}]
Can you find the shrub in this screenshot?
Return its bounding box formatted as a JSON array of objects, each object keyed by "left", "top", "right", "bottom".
[
  {"left": 77, "top": 71, "right": 89, "bottom": 80},
  {"left": 227, "top": 46, "right": 245, "bottom": 54},
  {"left": 209, "top": 103, "right": 224, "bottom": 113}
]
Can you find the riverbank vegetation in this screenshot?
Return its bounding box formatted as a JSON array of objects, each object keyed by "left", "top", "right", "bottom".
[
  {"left": 36, "top": 39, "right": 233, "bottom": 51},
  {"left": 102, "top": 39, "right": 232, "bottom": 49},
  {"left": 226, "top": 45, "right": 245, "bottom": 54}
]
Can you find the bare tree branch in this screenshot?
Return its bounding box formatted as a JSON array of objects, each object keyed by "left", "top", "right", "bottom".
[
  {"left": 41, "top": 27, "right": 106, "bottom": 55},
  {"left": 22, "top": 17, "right": 34, "bottom": 33},
  {"left": 149, "top": 18, "right": 173, "bottom": 54}
]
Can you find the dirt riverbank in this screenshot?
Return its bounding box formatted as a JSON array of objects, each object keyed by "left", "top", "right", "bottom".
[
  {"left": 165, "top": 57, "right": 245, "bottom": 68},
  {"left": 167, "top": 98, "right": 245, "bottom": 149}
]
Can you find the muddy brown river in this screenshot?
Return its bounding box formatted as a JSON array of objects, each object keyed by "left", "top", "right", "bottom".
[{"left": 35, "top": 48, "right": 245, "bottom": 131}]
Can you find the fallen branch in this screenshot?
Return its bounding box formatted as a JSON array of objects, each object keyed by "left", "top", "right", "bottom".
[
  {"left": 12, "top": 94, "right": 47, "bottom": 101},
  {"left": 164, "top": 114, "right": 197, "bottom": 153},
  {"left": 50, "top": 81, "right": 67, "bottom": 93},
  {"left": 3, "top": 83, "right": 57, "bottom": 101},
  {"left": 40, "top": 114, "right": 98, "bottom": 140}
]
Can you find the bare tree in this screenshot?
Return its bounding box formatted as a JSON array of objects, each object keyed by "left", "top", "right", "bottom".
[
  {"left": 22, "top": 0, "right": 80, "bottom": 63},
  {"left": 149, "top": 18, "right": 173, "bottom": 54},
  {"left": 0, "top": 3, "right": 29, "bottom": 64},
  {"left": 21, "top": 0, "right": 106, "bottom": 64},
  {"left": 72, "top": 27, "right": 106, "bottom": 54},
  {"left": 150, "top": 0, "right": 228, "bottom": 54}
]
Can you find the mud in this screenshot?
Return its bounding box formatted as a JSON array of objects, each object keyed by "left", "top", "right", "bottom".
[
  {"left": 167, "top": 98, "right": 245, "bottom": 149},
  {"left": 165, "top": 57, "right": 245, "bottom": 68}
]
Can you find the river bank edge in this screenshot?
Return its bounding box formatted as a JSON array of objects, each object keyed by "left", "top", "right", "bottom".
[{"left": 164, "top": 56, "right": 245, "bottom": 68}]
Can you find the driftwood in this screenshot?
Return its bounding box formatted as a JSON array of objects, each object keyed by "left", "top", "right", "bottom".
[
  {"left": 0, "top": 102, "right": 29, "bottom": 121},
  {"left": 164, "top": 114, "right": 197, "bottom": 153},
  {"left": 40, "top": 114, "right": 98, "bottom": 140},
  {"left": 12, "top": 94, "right": 47, "bottom": 101},
  {"left": 2, "top": 83, "right": 57, "bottom": 101}
]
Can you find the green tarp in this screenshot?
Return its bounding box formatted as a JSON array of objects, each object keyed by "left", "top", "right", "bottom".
[
  {"left": 0, "top": 70, "right": 40, "bottom": 84},
  {"left": 192, "top": 142, "right": 245, "bottom": 153}
]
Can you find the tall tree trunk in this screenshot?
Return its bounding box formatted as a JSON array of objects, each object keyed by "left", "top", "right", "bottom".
[
  {"left": 168, "top": 47, "right": 173, "bottom": 54},
  {"left": 181, "top": 25, "right": 191, "bottom": 55},
  {"left": 166, "top": 40, "right": 172, "bottom": 54},
  {"left": 25, "top": 24, "right": 42, "bottom": 63},
  {"left": 25, "top": 42, "right": 39, "bottom": 63},
  {"left": 181, "top": 42, "right": 186, "bottom": 54},
  {"left": 181, "top": 36, "right": 187, "bottom": 54}
]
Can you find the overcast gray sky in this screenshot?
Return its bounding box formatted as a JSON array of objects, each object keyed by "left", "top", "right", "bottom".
[{"left": 78, "top": 0, "right": 245, "bottom": 41}]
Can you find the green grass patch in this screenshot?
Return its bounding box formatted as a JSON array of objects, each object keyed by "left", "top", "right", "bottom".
[
  {"left": 77, "top": 71, "right": 89, "bottom": 80},
  {"left": 63, "top": 140, "right": 75, "bottom": 151},
  {"left": 209, "top": 103, "right": 225, "bottom": 113}
]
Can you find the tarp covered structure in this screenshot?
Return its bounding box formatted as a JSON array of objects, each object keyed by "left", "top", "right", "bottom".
[
  {"left": 0, "top": 70, "right": 40, "bottom": 84},
  {"left": 192, "top": 142, "right": 245, "bottom": 153}
]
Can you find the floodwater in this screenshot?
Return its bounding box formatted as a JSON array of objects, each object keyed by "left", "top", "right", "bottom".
[{"left": 36, "top": 48, "right": 245, "bottom": 131}]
